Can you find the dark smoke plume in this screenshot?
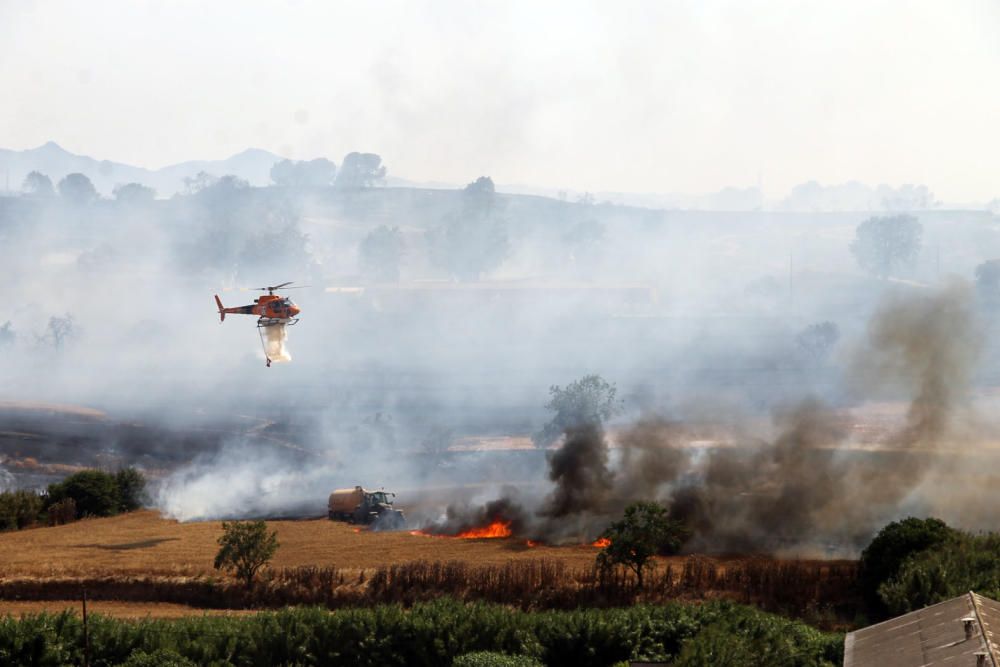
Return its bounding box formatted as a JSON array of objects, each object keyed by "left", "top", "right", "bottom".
[
  {"left": 423, "top": 496, "right": 530, "bottom": 536},
  {"left": 421, "top": 283, "right": 986, "bottom": 553},
  {"left": 539, "top": 422, "right": 613, "bottom": 518}
]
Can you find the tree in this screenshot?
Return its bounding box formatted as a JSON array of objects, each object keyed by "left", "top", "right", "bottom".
[
  {"left": 115, "top": 467, "right": 146, "bottom": 512},
  {"left": 974, "top": 259, "right": 1000, "bottom": 304},
  {"left": 46, "top": 470, "right": 120, "bottom": 518},
  {"left": 335, "top": 152, "right": 386, "bottom": 189},
  {"left": 464, "top": 176, "right": 495, "bottom": 199},
  {"left": 182, "top": 171, "right": 218, "bottom": 194},
  {"left": 359, "top": 225, "right": 404, "bottom": 282},
  {"left": 214, "top": 520, "right": 279, "bottom": 589},
  {"left": 426, "top": 177, "right": 509, "bottom": 281},
  {"left": 535, "top": 374, "right": 619, "bottom": 446},
  {"left": 57, "top": 173, "right": 98, "bottom": 204},
  {"left": 113, "top": 182, "right": 156, "bottom": 204},
  {"left": 795, "top": 321, "right": 839, "bottom": 365},
  {"left": 596, "top": 501, "right": 691, "bottom": 588},
  {"left": 850, "top": 214, "right": 922, "bottom": 278},
  {"left": 877, "top": 531, "right": 1000, "bottom": 615},
  {"left": 858, "top": 516, "right": 957, "bottom": 615},
  {"left": 22, "top": 171, "right": 54, "bottom": 197},
  {"left": 38, "top": 314, "right": 76, "bottom": 349},
  {"left": 0, "top": 490, "right": 44, "bottom": 530},
  {"left": 270, "top": 158, "right": 336, "bottom": 187},
  {"left": 0, "top": 321, "right": 14, "bottom": 347}
]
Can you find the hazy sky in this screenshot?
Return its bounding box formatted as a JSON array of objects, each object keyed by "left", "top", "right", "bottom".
[{"left": 2, "top": 1, "right": 998, "bottom": 201}]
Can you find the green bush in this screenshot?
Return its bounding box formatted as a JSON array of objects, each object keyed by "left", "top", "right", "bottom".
[
  {"left": 879, "top": 532, "right": 1000, "bottom": 615},
  {"left": 44, "top": 468, "right": 147, "bottom": 520},
  {"left": 47, "top": 470, "right": 120, "bottom": 518},
  {"left": 858, "top": 517, "right": 957, "bottom": 614},
  {"left": 0, "top": 598, "right": 843, "bottom": 667},
  {"left": 0, "top": 489, "right": 44, "bottom": 530},
  {"left": 453, "top": 651, "right": 542, "bottom": 667},
  {"left": 673, "top": 604, "right": 842, "bottom": 667}
]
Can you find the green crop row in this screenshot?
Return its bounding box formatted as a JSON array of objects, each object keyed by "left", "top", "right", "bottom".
[{"left": 0, "top": 597, "right": 843, "bottom": 667}]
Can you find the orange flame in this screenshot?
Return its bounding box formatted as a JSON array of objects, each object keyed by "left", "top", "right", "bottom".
[
  {"left": 456, "top": 520, "right": 512, "bottom": 539},
  {"left": 591, "top": 537, "right": 611, "bottom": 548},
  {"left": 525, "top": 540, "right": 539, "bottom": 548}
]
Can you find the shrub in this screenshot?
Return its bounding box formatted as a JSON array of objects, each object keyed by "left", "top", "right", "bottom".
[
  {"left": 453, "top": 651, "right": 543, "bottom": 667},
  {"left": 858, "top": 517, "right": 957, "bottom": 614},
  {"left": 0, "top": 489, "right": 44, "bottom": 530}
]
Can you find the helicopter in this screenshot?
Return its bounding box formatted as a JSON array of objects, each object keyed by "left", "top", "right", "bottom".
[{"left": 214, "top": 282, "right": 305, "bottom": 367}]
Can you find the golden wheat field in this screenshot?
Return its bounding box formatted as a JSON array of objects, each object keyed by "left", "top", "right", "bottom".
[{"left": 0, "top": 510, "right": 609, "bottom": 577}]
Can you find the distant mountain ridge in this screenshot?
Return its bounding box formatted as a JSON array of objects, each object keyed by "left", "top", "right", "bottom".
[
  {"left": 0, "top": 142, "right": 286, "bottom": 197},
  {"left": 0, "top": 141, "right": 976, "bottom": 211}
]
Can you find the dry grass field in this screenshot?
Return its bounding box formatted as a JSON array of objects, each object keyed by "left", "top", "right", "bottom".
[
  {"left": 0, "top": 510, "right": 609, "bottom": 577},
  {"left": 0, "top": 599, "right": 250, "bottom": 619},
  {"left": 0, "top": 512, "right": 860, "bottom": 622}
]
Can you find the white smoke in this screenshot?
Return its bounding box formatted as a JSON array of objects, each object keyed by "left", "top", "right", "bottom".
[
  {"left": 156, "top": 441, "right": 334, "bottom": 520},
  {"left": 261, "top": 323, "right": 292, "bottom": 363},
  {"left": 0, "top": 466, "right": 14, "bottom": 492}
]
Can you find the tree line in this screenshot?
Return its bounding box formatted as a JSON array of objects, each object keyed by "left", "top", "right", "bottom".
[{"left": 0, "top": 467, "right": 145, "bottom": 531}]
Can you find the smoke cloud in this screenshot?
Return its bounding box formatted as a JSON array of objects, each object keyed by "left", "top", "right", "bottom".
[{"left": 442, "top": 282, "right": 989, "bottom": 553}]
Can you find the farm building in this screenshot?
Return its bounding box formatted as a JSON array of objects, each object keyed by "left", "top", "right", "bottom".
[{"left": 844, "top": 592, "right": 1000, "bottom": 666}]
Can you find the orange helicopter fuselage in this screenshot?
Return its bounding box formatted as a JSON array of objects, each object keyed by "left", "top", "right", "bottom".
[{"left": 214, "top": 294, "right": 301, "bottom": 322}]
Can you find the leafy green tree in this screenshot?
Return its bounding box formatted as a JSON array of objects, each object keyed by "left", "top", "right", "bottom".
[
  {"left": 859, "top": 516, "right": 957, "bottom": 615},
  {"left": 46, "top": 470, "right": 119, "bottom": 518},
  {"left": 113, "top": 182, "right": 156, "bottom": 204},
  {"left": 535, "top": 374, "right": 619, "bottom": 446},
  {"left": 850, "top": 214, "right": 922, "bottom": 278},
  {"left": 214, "top": 520, "right": 279, "bottom": 589},
  {"left": 115, "top": 467, "right": 146, "bottom": 512},
  {"left": 22, "top": 171, "right": 54, "bottom": 197},
  {"left": 359, "top": 225, "right": 404, "bottom": 282},
  {"left": 878, "top": 532, "right": 1000, "bottom": 615},
  {"left": 597, "top": 501, "right": 691, "bottom": 589},
  {"left": 57, "top": 173, "right": 98, "bottom": 204}
]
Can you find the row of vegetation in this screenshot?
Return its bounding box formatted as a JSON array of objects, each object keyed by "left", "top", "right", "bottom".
[
  {"left": 0, "top": 597, "right": 843, "bottom": 667},
  {"left": 0, "top": 468, "right": 145, "bottom": 531}
]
